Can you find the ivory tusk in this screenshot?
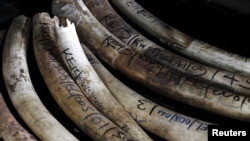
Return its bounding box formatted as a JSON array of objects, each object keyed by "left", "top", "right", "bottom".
[
  {"left": 54, "top": 17, "right": 152, "bottom": 141},
  {"left": 0, "top": 92, "right": 38, "bottom": 141},
  {"left": 32, "top": 12, "right": 138, "bottom": 141},
  {"left": 109, "top": 0, "right": 250, "bottom": 77},
  {"left": 2, "top": 15, "right": 79, "bottom": 141},
  {"left": 83, "top": 45, "right": 213, "bottom": 141},
  {"left": 51, "top": 0, "right": 250, "bottom": 122},
  {"left": 82, "top": 0, "right": 250, "bottom": 97}
]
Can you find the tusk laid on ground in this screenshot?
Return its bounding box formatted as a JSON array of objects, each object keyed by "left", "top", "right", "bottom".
[
  {"left": 109, "top": 0, "right": 250, "bottom": 77},
  {"left": 51, "top": 0, "right": 250, "bottom": 122},
  {"left": 54, "top": 17, "right": 152, "bottom": 141},
  {"left": 33, "top": 12, "right": 138, "bottom": 141},
  {"left": 0, "top": 92, "right": 38, "bottom": 141},
  {"left": 83, "top": 45, "right": 213, "bottom": 141},
  {"left": 83, "top": 0, "right": 250, "bottom": 97},
  {"left": 2, "top": 15, "right": 79, "bottom": 141}
]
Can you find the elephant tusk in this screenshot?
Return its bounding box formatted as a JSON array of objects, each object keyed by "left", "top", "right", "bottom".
[
  {"left": 0, "top": 92, "right": 38, "bottom": 141},
  {"left": 2, "top": 15, "right": 79, "bottom": 141},
  {"left": 51, "top": 0, "right": 250, "bottom": 123},
  {"left": 109, "top": 0, "right": 250, "bottom": 77},
  {"left": 83, "top": 44, "right": 213, "bottom": 141},
  {"left": 54, "top": 16, "right": 152, "bottom": 141},
  {"left": 33, "top": 12, "right": 140, "bottom": 141}
]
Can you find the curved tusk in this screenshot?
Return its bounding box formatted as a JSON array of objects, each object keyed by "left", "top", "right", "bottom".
[
  {"left": 0, "top": 92, "right": 38, "bottom": 141},
  {"left": 32, "top": 12, "right": 139, "bottom": 141},
  {"left": 83, "top": 0, "right": 250, "bottom": 97},
  {"left": 2, "top": 15, "right": 79, "bottom": 141},
  {"left": 54, "top": 16, "right": 153, "bottom": 141},
  {"left": 51, "top": 0, "right": 250, "bottom": 122},
  {"left": 83, "top": 45, "right": 213, "bottom": 141},
  {"left": 109, "top": 0, "right": 250, "bottom": 77}
]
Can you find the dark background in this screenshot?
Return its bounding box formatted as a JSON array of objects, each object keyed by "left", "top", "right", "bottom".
[{"left": 1, "top": 0, "right": 250, "bottom": 140}]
